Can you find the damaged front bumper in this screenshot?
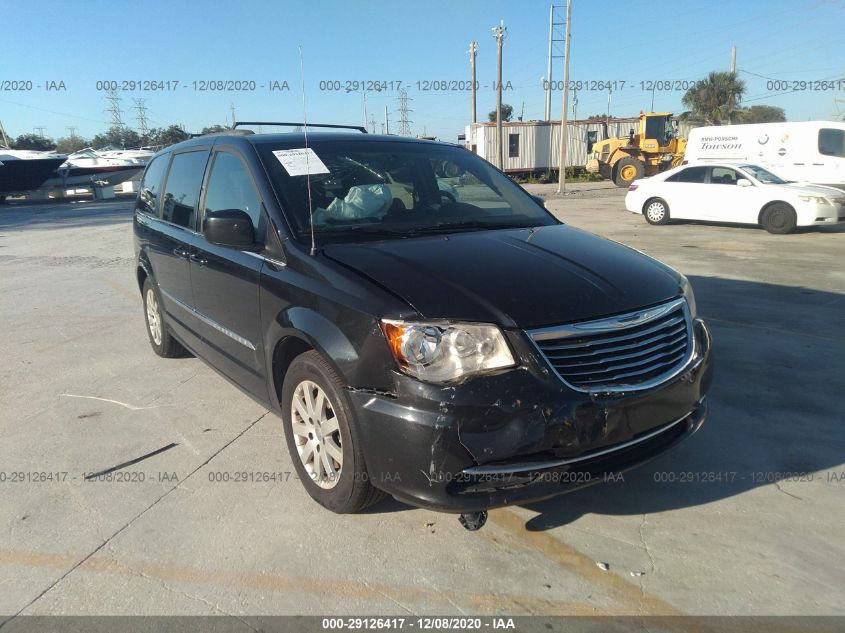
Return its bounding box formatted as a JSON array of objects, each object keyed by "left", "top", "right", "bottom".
[{"left": 349, "top": 319, "right": 713, "bottom": 513}]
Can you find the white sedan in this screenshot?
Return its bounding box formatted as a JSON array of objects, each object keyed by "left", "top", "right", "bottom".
[{"left": 625, "top": 162, "right": 845, "bottom": 234}]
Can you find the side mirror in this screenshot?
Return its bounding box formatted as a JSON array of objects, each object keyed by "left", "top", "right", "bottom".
[
  {"left": 531, "top": 195, "right": 546, "bottom": 208},
  {"left": 736, "top": 178, "right": 752, "bottom": 187},
  {"left": 203, "top": 209, "right": 255, "bottom": 248}
]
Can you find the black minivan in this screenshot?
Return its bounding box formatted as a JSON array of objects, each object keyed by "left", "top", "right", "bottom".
[{"left": 133, "top": 125, "right": 712, "bottom": 526}]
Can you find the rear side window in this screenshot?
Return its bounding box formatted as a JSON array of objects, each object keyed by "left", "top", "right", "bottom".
[
  {"left": 819, "top": 128, "right": 845, "bottom": 158},
  {"left": 666, "top": 166, "right": 707, "bottom": 183},
  {"left": 135, "top": 154, "right": 168, "bottom": 217},
  {"left": 709, "top": 167, "right": 738, "bottom": 185},
  {"left": 161, "top": 151, "right": 208, "bottom": 229},
  {"left": 203, "top": 152, "right": 263, "bottom": 235}
]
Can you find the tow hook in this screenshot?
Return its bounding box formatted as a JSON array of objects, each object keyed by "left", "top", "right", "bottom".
[{"left": 458, "top": 511, "right": 488, "bottom": 531}]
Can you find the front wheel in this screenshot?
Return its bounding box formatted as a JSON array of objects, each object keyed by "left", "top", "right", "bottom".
[
  {"left": 643, "top": 198, "right": 670, "bottom": 225},
  {"left": 761, "top": 203, "right": 796, "bottom": 234},
  {"left": 614, "top": 157, "right": 644, "bottom": 187},
  {"left": 281, "top": 351, "right": 385, "bottom": 513}
]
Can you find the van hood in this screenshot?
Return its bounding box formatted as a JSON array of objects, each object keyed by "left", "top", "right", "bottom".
[{"left": 323, "top": 225, "right": 682, "bottom": 329}]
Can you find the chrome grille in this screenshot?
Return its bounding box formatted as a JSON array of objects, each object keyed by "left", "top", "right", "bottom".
[{"left": 530, "top": 298, "right": 693, "bottom": 392}]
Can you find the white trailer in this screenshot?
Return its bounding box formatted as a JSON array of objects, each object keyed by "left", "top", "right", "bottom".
[
  {"left": 684, "top": 121, "right": 845, "bottom": 188},
  {"left": 464, "top": 118, "right": 640, "bottom": 173}
]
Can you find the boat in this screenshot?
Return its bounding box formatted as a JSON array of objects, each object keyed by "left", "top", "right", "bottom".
[
  {"left": 0, "top": 149, "right": 68, "bottom": 198},
  {"left": 40, "top": 147, "right": 148, "bottom": 189},
  {"left": 97, "top": 147, "right": 155, "bottom": 162}
]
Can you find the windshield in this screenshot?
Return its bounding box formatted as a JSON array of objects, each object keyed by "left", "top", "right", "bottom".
[
  {"left": 739, "top": 164, "right": 788, "bottom": 184},
  {"left": 257, "top": 139, "right": 557, "bottom": 244}
]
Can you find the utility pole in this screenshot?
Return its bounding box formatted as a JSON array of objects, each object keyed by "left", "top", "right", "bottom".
[
  {"left": 105, "top": 89, "right": 125, "bottom": 130},
  {"left": 545, "top": 5, "right": 566, "bottom": 121},
  {"left": 134, "top": 98, "right": 149, "bottom": 138},
  {"left": 65, "top": 126, "right": 78, "bottom": 139},
  {"left": 556, "top": 0, "right": 571, "bottom": 193},
  {"left": 469, "top": 41, "right": 478, "bottom": 123},
  {"left": 369, "top": 113, "right": 377, "bottom": 134},
  {"left": 0, "top": 121, "right": 11, "bottom": 148},
  {"left": 545, "top": 4, "right": 554, "bottom": 120},
  {"left": 34, "top": 126, "right": 47, "bottom": 138},
  {"left": 397, "top": 89, "right": 413, "bottom": 136},
  {"left": 571, "top": 87, "right": 578, "bottom": 121},
  {"left": 546, "top": 4, "right": 566, "bottom": 165},
  {"left": 493, "top": 20, "right": 507, "bottom": 170},
  {"left": 362, "top": 92, "right": 369, "bottom": 130},
  {"left": 729, "top": 46, "right": 739, "bottom": 118},
  {"left": 230, "top": 103, "right": 236, "bottom": 128},
  {"left": 384, "top": 105, "right": 390, "bottom": 134},
  {"left": 606, "top": 85, "right": 612, "bottom": 128}
]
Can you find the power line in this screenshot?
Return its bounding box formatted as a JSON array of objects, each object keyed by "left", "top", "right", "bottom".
[{"left": 0, "top": 98, "right": 108, "bottom": 125}]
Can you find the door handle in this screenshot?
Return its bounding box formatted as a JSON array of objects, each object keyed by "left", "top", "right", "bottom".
[
  {"left": 189, "top": 253, "right": 208, "bottom": 266},
  {"left": 173, "top": 247, "right": 190, "bottom": 258}
]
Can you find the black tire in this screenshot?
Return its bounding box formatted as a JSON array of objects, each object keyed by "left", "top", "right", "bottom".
[
  {"left": 281, "top": 351, "right": 385, "bottom": 513},
  {"left": 643, "top": 198, "right": 670, "bottom": 225},
  {"left": 613, "top": 157, "right": 644, "bottom": 187},
  {"left": 142, "top": 277, "right": 188, "bottom": 358},
  {"left": 761, "top": 203, "right": 797, "bottom": 234}
]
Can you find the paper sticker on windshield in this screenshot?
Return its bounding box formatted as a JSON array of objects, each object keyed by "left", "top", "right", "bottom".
[{"left": 272, "top": 148, "right": 330, "bottom": 176}]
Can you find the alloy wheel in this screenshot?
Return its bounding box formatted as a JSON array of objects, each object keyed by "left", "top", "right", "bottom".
[
  {"left": 291, "top": 380, "right": 343, "bottom": 489},
  {"left": 145, "top": 288, "right": 162, "bottom": 346}
]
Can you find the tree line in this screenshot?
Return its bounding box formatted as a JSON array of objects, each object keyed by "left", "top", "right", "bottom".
[{"left": 7, "top": 124, "right": 231, "bottom": 153}]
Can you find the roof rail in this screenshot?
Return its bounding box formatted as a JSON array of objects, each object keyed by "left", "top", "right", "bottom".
[
  {"left": 190, "top": 129, "right": 254, "bottom": 139},
  {"left": 233, "top": 121, "right": 368, "bottom": 134}
]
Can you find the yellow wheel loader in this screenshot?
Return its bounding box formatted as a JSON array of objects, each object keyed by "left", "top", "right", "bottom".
[{"left": 586, "top": 112, "right": 687, "bottom": 187}]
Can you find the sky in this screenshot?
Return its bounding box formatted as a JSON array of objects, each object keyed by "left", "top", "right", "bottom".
[{"left": 2, "top": 0, "right": 845, "bottom": 143}]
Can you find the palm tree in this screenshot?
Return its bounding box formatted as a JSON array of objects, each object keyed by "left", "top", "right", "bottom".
[{"left": 682, "top": 72, "right": 746, "bottom": 125}]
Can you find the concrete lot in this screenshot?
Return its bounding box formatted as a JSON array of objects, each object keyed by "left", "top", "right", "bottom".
[{"left": 1, "top": 185, "right": 843, "bottom": 621}]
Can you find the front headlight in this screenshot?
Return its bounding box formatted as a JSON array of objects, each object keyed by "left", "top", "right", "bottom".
[
  {"left": 680, "top": 275, "right": 697, "bottom": 319},
  {"left": 798, "top": 195, "right": 830, "bottom": 205},
  {"left": 381, "top": 320, "right": 516, "bottom": 383}
]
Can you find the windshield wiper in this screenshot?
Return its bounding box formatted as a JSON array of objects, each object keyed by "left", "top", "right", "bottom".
[
  {"left": 312, "top": 220, "right": 538, "bottom": 241},
  {"left": 312, "top": 225, "right": 411, "bottom": 239},
  {"left": 406, "top": 220, "right": 537, "bottom": 234}
]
